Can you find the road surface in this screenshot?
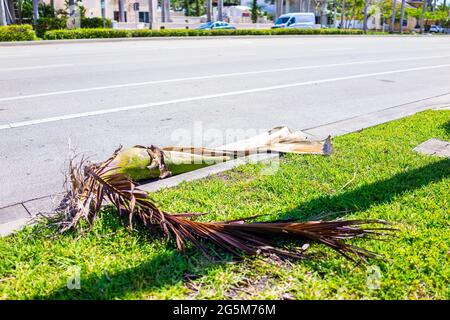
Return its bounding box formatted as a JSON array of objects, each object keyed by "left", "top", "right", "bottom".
[{"left": 1, "top": 36, "right": 450, "bottom": 208}]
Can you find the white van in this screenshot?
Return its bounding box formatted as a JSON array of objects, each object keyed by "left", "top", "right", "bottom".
[{"left": 271, "top": 12, "right": 316, "bottom": 29}]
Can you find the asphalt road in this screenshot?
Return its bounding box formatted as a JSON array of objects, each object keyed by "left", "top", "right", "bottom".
[{"left": 1, "top": 36, "right": 450, "bottom": 208}]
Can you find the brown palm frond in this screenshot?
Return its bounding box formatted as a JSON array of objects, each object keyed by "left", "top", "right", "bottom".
[{"left": 54, "top": 152, "right": 395, "bottom": 263}]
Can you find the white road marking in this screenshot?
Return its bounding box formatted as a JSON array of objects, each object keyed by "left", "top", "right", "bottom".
[
  {"left": 1, "top": 63, "right": 450, "bottom": 131},
  {"left": 1, "top": 54, "right": 450, "bottom": 102},
  {"left": 315, "top": 48, "right": 354, "bottom": 52},
  {"left": 0, "top": 64, "right": 73, "bottom": 72}
]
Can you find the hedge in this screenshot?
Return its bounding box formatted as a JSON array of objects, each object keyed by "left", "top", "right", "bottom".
[
  {"left": 36, "top": 17, "right": 67, "bottom": 38},
  {"left": 0, "top": 25, "right": 37, "bottom": 42},
  {"left": 81, "top": 17, "right": 113, "bottom": 29},
  {"left": 44, "top": 28, "right": 364, "bottom": 40}
]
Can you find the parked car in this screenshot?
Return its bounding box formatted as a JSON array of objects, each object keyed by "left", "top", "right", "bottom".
[
  {"left": 429, "top": 25, "right": 444, "bottom": 33},
  {"left": 271, "top": 12, "right": 316, "bottom": 29},
  {"left": 197, "top": 21, "right": 236, "bottom": 30}
]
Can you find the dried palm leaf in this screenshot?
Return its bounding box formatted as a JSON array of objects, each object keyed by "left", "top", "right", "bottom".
[
  {"left": 53, "top": 146, "right": 394, "bottom": 263},
  {"left": 104, "top": 127, "right": 332, "bottom": 181}
]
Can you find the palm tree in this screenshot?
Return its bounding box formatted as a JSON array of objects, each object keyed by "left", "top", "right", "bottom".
[
  {"left": 206, "top": 0, "right": 212, "bottom": 22},
  {"left": 32, "top": 0, "right": 39, "bottom": 25},
  {"left": 148, "top": 0, "right": 157, "bottom": 26},
  {"left": 399, "top": 0, "right": 405, "bottom": 33},
  {"left": 118, "top": 0, "right": 125, "bottom": 22},
  {"left": 162, "top": 0, "right": 171, "bottom": 22},
  {"left": 363, "top": 0, "right": 369, "bottom": 33},
  {"left": 420, "top": 0, "right": 427, "bottom": 33},
  {"left": 217, "top": 0, "right": 223, "bottom": 21},
  {"left": 390, "top": 0, "right": 397, "bottom": 32},
  {"left": 6, "top": 0, "right": 15, "bottom": 23},
  {"left": 275, "top": 0, "right": 282, "bottom": 20},
  {"left": 340, "top": 0, "right": 346, "bottom": 28},
  {"left": 0, "top": 0, "right": 6, "bottom": 26}
]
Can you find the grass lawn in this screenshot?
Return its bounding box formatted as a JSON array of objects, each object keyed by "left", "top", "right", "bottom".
[{"left": 0, "top": 110, "right": 449, "bottom": 300}]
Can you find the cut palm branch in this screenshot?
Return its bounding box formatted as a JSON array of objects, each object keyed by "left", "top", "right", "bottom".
[
  {"left": 105, "top": 126, "right": 332, "bottom": 181},
  {"left": 52, "top": 137, "right": 393, "bottom": 263}
]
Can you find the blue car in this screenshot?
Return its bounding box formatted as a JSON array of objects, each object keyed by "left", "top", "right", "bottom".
[{"left": 197, "top": 21, "right": 236, "bottom": 30}]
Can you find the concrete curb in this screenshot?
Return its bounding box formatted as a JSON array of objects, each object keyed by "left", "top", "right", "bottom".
[
  {"left": 1, "top": 34, "right": 448, "bottom": 46},
  {"left": 1, "top": 100, "right": 448, "bottom": 236},
  {"left": 140, "top": 153, "right": 279, "bottom": 193}
]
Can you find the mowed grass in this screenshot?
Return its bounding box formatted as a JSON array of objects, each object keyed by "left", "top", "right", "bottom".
[{"left": 0, "top": 110, "right": 449, "bottom": 300}]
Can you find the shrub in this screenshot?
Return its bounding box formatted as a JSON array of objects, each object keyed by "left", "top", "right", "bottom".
[
  {"left": 44, "top": 28, "right": 130, "bottom": 40},
  {"left": 36, "top": 17, "right": 67, "bottom": 38},
  {"left": 81, "top": 17, "right": 113, "bottom": 29},
  {"left": 0, "top": 25, "right": 37, "bottom": 42},
  {"left": 44, "top": 27, "right": 364, "bottom": 40}
]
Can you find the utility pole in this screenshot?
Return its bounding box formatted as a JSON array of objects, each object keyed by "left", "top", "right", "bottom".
[
  {"left": 390, "top": 0, "right": 397, "bottom": 33},
  {"left": 0, "top": 0, "right": 7, "bottom": 26},
  {"left": 362, "top": 0, "right": 369, "bottom": 33},
  {"left": 217, "top": 0, "right": 223, "bottom": 21},
  {"left": 420, "top": 0, "right": 427, "bottom": 34},
  {"left": 399, "top": 0, "right": 405, "bottom": 33},
  {"left": 340, "top": 0, "right": 345, "bottom": 29}
]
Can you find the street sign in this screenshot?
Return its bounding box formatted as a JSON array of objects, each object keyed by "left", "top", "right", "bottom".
[{"left": 133, "top": 2, "right": 139, "bottom": 11}]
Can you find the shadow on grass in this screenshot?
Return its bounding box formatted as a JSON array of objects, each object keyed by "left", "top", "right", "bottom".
[
  {"left": 442, "top": 120, "right": 450, "bottom": 135},
  {"left": 38, "top": 248, "right": 220, "bottom": 300},
  {"left": 38, "top": 159, "right": 449, "bottom": 299},
  {"left": 281, "top": 158, "right": 450, "bottom": 221}
]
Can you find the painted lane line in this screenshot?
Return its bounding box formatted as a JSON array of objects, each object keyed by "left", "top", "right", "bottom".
[
  {"left": 315, "top": 48, "right": 354, "bottom": 52},
  {"left": 1, "top": 54, "right": 450, "bottom": 102},
  {"left": 1, "top": 63, "right": 450, "bottom": 131},
  {"left": 0, "top": 64, "right": 73, "bottom": 72}
]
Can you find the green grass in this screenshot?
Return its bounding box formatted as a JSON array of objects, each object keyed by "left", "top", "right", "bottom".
[{"left": 1, "top": 110, "right": 449, "bottom": 300}]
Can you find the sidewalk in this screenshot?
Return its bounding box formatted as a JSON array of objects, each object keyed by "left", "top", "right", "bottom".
[{"left": 1, "top": 97, "right": 449, "bottom": 237}]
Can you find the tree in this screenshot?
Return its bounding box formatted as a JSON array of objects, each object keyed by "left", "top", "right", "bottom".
[
  {"left": 340, "top": 0, "right": 345, "bottom": 28},
  {"left": 163, "top": 0, "right": 171, "bottom": 22},
  {"left": 118, "top": 0, "right": 125, "bottom": 22},
  {"left": 362, "top": 0, "right": 369, "bottom": 32},
  {"left": 148, "top": 0, "right": 157, "bottom": 26},
  {"left": 205, "top": 0, "right": 212, "bottom": 22},
  {"left": 217, "top": 0, "right": 223, "bottom": 21},
  {"left": 250, "top": 0, "right": 260, "bottom": 23},
  {"left": 390, "top": 0, "right": 397, "bottom": 32},
  {"left": 420, "top": 0, "right": 427, "bottom": 33},
  {"left": 275, "top": 0, "right": 282, "bottom": 20},
  {"left": 0, "top": 0, "right": 7, "bottom": 26},
  {"left": 399, "top": 0, "right": 405, "bottom": 33}
]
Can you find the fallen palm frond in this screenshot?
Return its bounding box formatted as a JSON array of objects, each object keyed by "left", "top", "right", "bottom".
[
  {"left": 104, "top": 127, "right": 332, "bottom": 181},
  {"left": 52, "top": 143, "right": 394, "bottom": 263}
]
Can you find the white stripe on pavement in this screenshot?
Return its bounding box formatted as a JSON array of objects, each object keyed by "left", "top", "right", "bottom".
[
  {"left": 1, "top": 63, "right": 450, "bottom": 131},
  {"left": 1, "top": 54, "right": 450, "bottom": 102},
  {"left": 0, "top": 64, "right": 73, "bottom": 72}
]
